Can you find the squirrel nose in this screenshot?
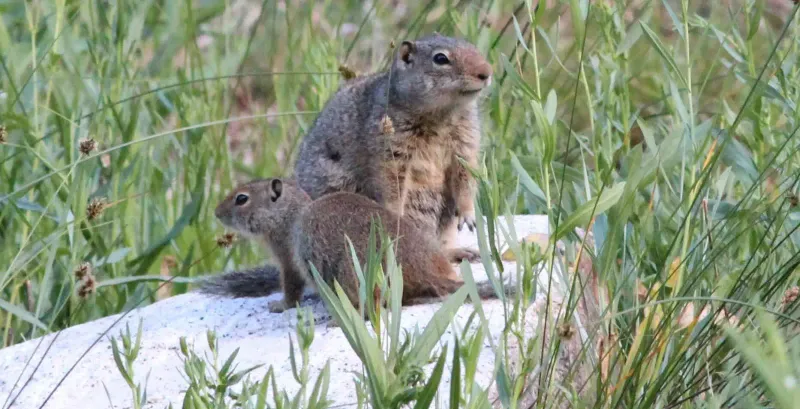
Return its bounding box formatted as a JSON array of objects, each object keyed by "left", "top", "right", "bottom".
[{"left": 474, "top": 63, "right": 492, "bottom": 83}]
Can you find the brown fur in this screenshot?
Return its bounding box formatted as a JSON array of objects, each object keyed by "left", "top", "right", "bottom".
[
  {"left": 213, "top": 178, "right": 482, "bottom": 313},
  {"left": 294, "top": 33, "right": 491, "bottom": 263}
]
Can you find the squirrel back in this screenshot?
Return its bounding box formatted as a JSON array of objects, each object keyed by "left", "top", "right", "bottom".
[{"left": 292, "top": 191, "right": 460, "bottom": 306}]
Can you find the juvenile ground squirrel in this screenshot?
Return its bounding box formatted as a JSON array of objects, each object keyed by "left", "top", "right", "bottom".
[
  {"left": 294, "top": 33, "right": 492, "bottom": 263},
  {"left": 203, "top": 178, "right": 502, "bottom": 312}
]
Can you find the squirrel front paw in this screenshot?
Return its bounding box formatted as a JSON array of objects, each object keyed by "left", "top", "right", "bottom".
[
  {"left": 447, "top": 247, "right": 482, "bottom": 264},
  {"left": 268, "top": 299, "right": 289, "bottom": 313},
  {"left": 458, "top": 212, "right": 477, "bottom": 232}
]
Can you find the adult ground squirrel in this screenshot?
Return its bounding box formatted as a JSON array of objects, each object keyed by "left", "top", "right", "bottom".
[
  {"left": 294, "top": 33, "right": 492, "bottom": 263},
  {"left": 203, "top": 178, "right": 502, "bottom": 312}
]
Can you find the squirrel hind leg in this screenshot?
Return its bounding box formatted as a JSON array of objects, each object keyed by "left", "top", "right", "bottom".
[{"left": 277, "top": 266, "right": 307, "bottom": 312}]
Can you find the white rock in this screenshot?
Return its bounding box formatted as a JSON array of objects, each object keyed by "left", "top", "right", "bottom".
[{"left": 0, "top": 216, "right": 561, "bottom": 409}]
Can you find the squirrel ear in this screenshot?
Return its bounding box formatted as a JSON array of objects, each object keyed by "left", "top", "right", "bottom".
[
  {"left": 400, "top": 41, "right": 415, "bottom": 64},
  {"left": 270, "top": 179, "right": 283, "bottom": 202}
]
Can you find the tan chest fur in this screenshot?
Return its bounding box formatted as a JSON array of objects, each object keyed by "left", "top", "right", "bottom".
[
  {"left": 379, "top": 116, "right": 480, "bottom": 229},
  {"left": 382, "top": 131, "right": 441, "bottom": 197}
]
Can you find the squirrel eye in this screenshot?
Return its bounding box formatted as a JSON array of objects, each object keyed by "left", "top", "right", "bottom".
[
  {"left": 433, "top": 53, "right": 450, "bottom": 65},
  {"left": 234, "top": 194, "right": 249, "bottom": 206}
]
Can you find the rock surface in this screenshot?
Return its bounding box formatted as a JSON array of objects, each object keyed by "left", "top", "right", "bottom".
[{"left": 0, "top": 216, "right": 561, "bottom": 409}]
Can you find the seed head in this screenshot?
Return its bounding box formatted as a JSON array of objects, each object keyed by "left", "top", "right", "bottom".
[
  {"left": 557, "top": 321, "right": 575, "bottom": 340},
  {"left": 78, "top": 138, "right": 97, "bottom": 156},
  {"left": 380, "top": 115, "right": 394, "bottom": 135},
  {"left": 86, "top": 197, "right": 108, "bottom": 221},
  {"left": 216, "top": 232, "right": 237, "bottom": 248},
  {"left": 338, "top": 65, "right": 357, "bottom": 80},
  {"left": 389, "top": 40, "right": 396, "bottom": 49},
  {"left": 0, "top": 125, "right": 6, "bottom": 144},
  {"left": 77, "top": 274, "right": 97, "bottom": 299},
  {"left": 781, "top": 286, "right": 799, "bottom": 311},
  {"left": 74, "top": 262, "right": 93, "bottom": 280}
]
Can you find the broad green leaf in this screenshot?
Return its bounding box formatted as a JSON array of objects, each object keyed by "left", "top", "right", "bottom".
[
  {"left": 735, "top": 71, "right": 788, "bottom": 105},
  {"left": 308, "top": 361, "right": 332, "bottom": 409},
  {"left": 500, "top": 54, "right": 538, "bottom": 99},
  {"left": 409, "top": 286, "right": 468, "bottom": 368},
  {"left": 412, "top": 345, "right": 448, "bottom": 409},
  {"left": 544, "top": 89, "right": 557, "bottom": 124},
  {"left": 512, "top": 16, "right": 529, "bottom": 52},
  {"left": 66, "top": 210, "right": 74, "bottom": 248},
  {"left": 670, "top": 81, "right": 689, "bottom": 124},
  {"left": 309, "top": 264, "right": 390, "bottom": 401},
  {"left": 661, "top": 0, "right": 684, "bottom": 38},
  {"left": 748, "top": 0, "right": 765, "bottom": 40},
  {"left": 530, "top": 99, "right": 555, "bottom": 162},
  {"left": 617, "top": 23, "right": 643, "bottom": 55},
  {"left": 95, "top": 248, "right": 132, "bottom": 266},
  {"left": 388, "top": 244, "right": 404, "bottom": 352},
  {"left": 554, "top": 182, "right": 626, "bottom": 240},
  {"left": 0, "top": 298, "right": 48, "bottom": 330},
  {"left": 449, "top": 338, "right": 461, "bottom": 409},
  {"left": 720, "top": 135, "right": 758, "bottom": 183},
  {"left": 493, "top": 358, "right": 512, "bottom": 408},
  {"left": 639, "top": 22, "right": 687, "bottom": 87},
  {"left": 510, "top": 153, "right": 546, "bottom": 207}
]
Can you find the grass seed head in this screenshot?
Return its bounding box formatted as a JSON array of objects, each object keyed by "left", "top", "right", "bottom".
[
  {"left": 77, "top": 274, "right": 97, "bottom": 299},
  {"left": 216, "top": 232, "right": 237, "bottom": 248},
  {"left": 76, "top": 263, "right": 97, "bottom": 299},
  {"left": 781, "top": 286, "right": 799, "bottom": 311},
  {"left": 338, "top": 65, "right": 357, "bottom": 80},
  {"left": 74, "top": 262, "right": 93, "bottom": 280},
  {"left": 86, "top": 197, "right": 108, "bottom": 221},
  {"left": 79, "top": 138, "right": 97, "bottom": 155},
  {"left": 0, "top": 125, "right": 6, "bottom": 144},
  {"left": 558, "top": 321, "right": 576, "bottom": 340}
]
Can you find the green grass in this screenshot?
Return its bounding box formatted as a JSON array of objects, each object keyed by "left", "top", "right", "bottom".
[{"left": 2, "top": 0, "right": 800, "bottom": 407}]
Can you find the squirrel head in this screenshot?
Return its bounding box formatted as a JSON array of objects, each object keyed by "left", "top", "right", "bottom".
[
  {"left": 215, "top": 178, "right": 309, "bottom": 238},
  {"left": 390, "top": 34, "right": 492, "bottom": 115}
]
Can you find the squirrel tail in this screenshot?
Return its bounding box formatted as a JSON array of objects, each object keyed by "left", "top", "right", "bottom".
[
  {"left": 197, "top": 264, "right": 283, "bottom": 298},
  {"left": 473, "top": 280, "right": 516, "bottom": 301}
]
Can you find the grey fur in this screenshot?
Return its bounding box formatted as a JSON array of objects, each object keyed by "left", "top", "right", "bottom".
[
  {"left": 294, "top": 33, "right": 492, "bottom": 256},
  {"left": 198, "top": 264, "right": 282, "bottom": 298}
]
